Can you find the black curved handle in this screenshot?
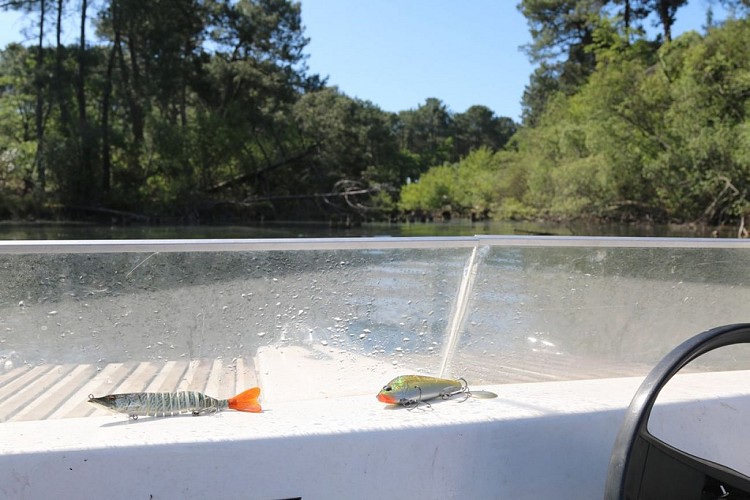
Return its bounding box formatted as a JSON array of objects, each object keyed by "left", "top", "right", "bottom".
[{"left": 605, "top": 323, "right": 750, "bottom": 499}]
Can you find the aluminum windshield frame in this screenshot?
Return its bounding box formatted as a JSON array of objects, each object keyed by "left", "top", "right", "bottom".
[{"left": 0, "top": 235, "right": 748, "bottom": 254}]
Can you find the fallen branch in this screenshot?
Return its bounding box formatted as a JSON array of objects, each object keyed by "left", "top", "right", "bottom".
[
  {"left": 62, "top": 205, "right": 150, "bottom": 221},
  {"left": 207, "top": 144, "right": 319, "bottom": 193}
]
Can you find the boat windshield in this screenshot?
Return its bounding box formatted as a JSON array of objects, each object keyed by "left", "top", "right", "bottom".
[{"left": 1, "top": 236, "right": 750, "bottom": 422}]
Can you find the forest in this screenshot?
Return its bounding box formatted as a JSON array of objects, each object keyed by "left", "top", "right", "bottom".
[{"left": 0, "top": 0, "right": 749, "bottom": 227}]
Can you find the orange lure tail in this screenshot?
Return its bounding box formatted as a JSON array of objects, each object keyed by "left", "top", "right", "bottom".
[{"left": 227, "top": 387, "right": 262, "bottom": 413}]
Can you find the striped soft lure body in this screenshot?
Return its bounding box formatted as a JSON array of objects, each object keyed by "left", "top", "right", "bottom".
[
  {"left": 376, "top": 375, "right": 468, "bottom": 407},
  {"left": 88, "top": 387, "right": 261, "bottom": 419}
]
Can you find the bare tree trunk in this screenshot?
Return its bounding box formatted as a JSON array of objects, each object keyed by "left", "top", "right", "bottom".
[
  {"left": 125, "top": 32, "right": 144, "bottom": 143},
  {"left": 77, "top": 0, "right": 94, "bottom": 197},
  {"left": 624, "top": 0, "right": 631, "bottom": 32},
  {"left": 54, "top": 0, "right": 72, "bottom": 133},
  {"left": 101, "top": 0, "right": 121, "bottom": 192},
  {"left": 180, "top": 39, "right": 189, "bottom": 128},
  {"left": 101, "top": 48, "right": 116, "bottom": 193},
  {"left": 655, "top": 0, "right": 675, "bottom": 42},
  {"left": 114, "top": 9, "right": 144, "bottom": 175},
  {"left": 34, "top": 0, "right": 47, "bottom": 200}
]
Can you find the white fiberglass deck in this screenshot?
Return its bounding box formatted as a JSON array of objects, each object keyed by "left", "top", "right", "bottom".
[
  {"left": 2, "top": 236, "right": 750, "bottom": 498},
  {"left": 1, "top": 371, "right": 749, "bottom": 499}
]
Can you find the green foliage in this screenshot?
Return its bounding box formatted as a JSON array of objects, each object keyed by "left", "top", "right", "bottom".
[
  {"left": 0, "top": 2, "right": 517, "bottom": 221},
  {"left": 454, "top": 105, "right": 517, "bottom": 157},
  {"left": 398, "top": 164, "right": 456, "bottom": 213},
  {"left": 511, "top": 16, "right": 750, "bottom": 224},
  {"left": 398, "top": 14, "right": 750, "bottom": 225},
  {"left": 4, "top": 0, "right": 748, "bottom": 228},
  {"left": 0, "top": 44, "right": 40, "bottom": 216},
  {"left": 517, "top": 0, "right": 604, "bottom": 125},
  {"left": 398, "top": 147, "right": 529, "bottom": 218},
  {"left": 397, "top": 98, "right": 457, "bottom": 171}
]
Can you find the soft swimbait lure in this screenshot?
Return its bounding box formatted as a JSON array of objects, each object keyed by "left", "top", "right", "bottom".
[
  {"left": 376, "top": 375, "right": 497, "bottom": 408},
  {"left": 89, "top": 387, "right": 261, "bottom": 419}
]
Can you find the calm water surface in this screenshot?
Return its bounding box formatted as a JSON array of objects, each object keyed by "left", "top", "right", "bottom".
[{"left": 0, "top": 220, "right": 720, "bottom": 240}]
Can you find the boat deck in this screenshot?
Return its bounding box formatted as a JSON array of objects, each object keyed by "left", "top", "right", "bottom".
[
  {"left": 3, "top": 371, "right": 749, "bottom": 499},
  {"left": 0, "top": 358, "right": 256, "bottom": 422},
  {"left": 0, "top": 348, "right": 649, "bottom": 422}
]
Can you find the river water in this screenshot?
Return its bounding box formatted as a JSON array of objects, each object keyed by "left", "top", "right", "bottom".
[{"left": 0, "top": 219, "right": 725, "bottom": 239}]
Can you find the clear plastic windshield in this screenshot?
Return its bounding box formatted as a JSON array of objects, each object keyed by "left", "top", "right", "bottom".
[{"left": 1, "top": 237, "right": 749, "bottom": 422}]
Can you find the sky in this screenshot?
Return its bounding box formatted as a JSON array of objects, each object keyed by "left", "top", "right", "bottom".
[
  {"left": 300, "top": 0, "right": 722, "bottom": 120},
  {"left": 0, "top": 0, "right": 726, "bottom": 121}
]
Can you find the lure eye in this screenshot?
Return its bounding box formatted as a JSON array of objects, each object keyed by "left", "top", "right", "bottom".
[{"left": 383, "top": 386, "right": 392, "bottom": 392}]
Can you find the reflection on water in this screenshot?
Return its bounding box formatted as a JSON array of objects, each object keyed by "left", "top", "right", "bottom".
[{"left": 0, "top": 219, "right": 723, "bottom": 240}]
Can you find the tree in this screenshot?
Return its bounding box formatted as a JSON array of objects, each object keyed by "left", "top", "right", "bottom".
[
  {"left": 291, "top": 87, "right": 416, "bottom": 216},
  {"left": 521, "top": 63, "right": 561, "bottom": 126},
  {"left": 398, "top": 146, "right": 531, "bottom": 219},
  {"left": 453, "top": 105, "right": 517, "bottom": 157},
  {"left": 650, "top": 0, "right": 688, "bottom": 42},
  {"left": 0, "top": 44, "right": 39, "bottom": 216},
  {"left": 30, "top": 0, "right": 48, "bottom": 200},
  {"left": 517, "top": 0, "right": 608, "bottom": 127},
  {"left": 398, "top": 163, "right": 456, "bottom": 213},
  {"left": 510, "top": 17, "right": 750, "bottom": 224},
  {"left": 610, "top": 0, "right": 650, "bottom": 35},
  {"left": 716, "top": 0, "right": 750, "bottom": 15},
  {"left": 76, "top": 0, "right": 94, "bottom": 197},
  {"left": 397, "top": 98, "right": 455, "bottom": 170},
  {"left": 518, "top": 0, "right": 605, "bottom": 68}
]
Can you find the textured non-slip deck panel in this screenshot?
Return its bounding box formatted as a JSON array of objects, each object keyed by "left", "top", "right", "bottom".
[
  {"left": 0, "top": 347, "right": 649, "bottom": 422},
  {"left": 0, "top": 357, "right": 257, "bottom": 422}
]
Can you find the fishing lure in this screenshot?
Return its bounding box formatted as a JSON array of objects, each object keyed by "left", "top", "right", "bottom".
[
  {"left": 88, "top": 387, "right": 261, "bottom": 419},
  {"left": 376, "top": 375, "right": 497, "bottom": 409},
  {"left": 377, "top": 375, "right": 468, "bottom": 408}
]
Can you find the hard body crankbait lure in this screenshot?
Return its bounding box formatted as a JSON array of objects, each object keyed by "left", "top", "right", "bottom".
[
  {"left": 89, "top": 387, "right": 261, "bottom": 419},
  {"left": 376, "top": 375, "right": 497, "bottom": 408}
]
